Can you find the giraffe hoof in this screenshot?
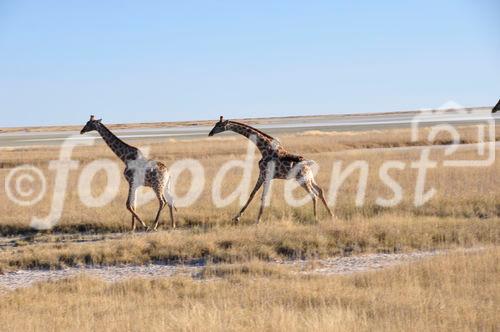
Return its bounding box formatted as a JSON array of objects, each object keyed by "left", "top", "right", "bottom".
[{"left": 232, "top": 216, "right": 240, "bottom": 223}]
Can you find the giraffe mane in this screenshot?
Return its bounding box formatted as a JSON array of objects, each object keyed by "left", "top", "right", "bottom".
[
  {"left": 98, "top": 122, "right": 139, "bottom": 151},
  {"left": 228, "top": 120, "right": 278, "bottom": 142}
]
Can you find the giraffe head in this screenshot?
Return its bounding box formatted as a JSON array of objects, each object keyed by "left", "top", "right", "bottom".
[
  {"left": 492, "top": 99, "right": 500, "bottom": 113},
  {"left": 208, "top": 116, "right": 229, "bottom": 136},
  {"left": 80, "top": 115, "right": 102, "bottom": 134}
]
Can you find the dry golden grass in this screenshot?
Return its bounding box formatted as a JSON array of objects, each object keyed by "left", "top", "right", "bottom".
[
  {"left": 0, "top": 215, "right": 498, "bottom": 272},
  {"left": 0, "top": 124, "right": 498, "bottom": 331},
  {"left": 0, "top": 247, "right": 498, "bottom": 331},
  {"left": 0, "top": 125, "right": 498, "bottom": 271},
  {"left": 0, "top": 125, "right": 498, "bottom": 234}
]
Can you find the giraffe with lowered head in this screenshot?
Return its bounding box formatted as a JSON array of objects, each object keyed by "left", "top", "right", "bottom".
[
  {"left": 208, "top": 116, "right": 333, "bottom": 223},
  {"left": 80, "top": 116, "right": 175, "bottom": 231}
]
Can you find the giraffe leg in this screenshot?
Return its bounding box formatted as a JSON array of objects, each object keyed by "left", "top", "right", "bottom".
[
  {"left": 233, "top": 176, "right": 264, "bottom": 222},
  {"left": 301, "top": 182, "right": 318, "bottom": 222},
  {"left": 153, "top": 192, "right": 166, "bottom": 231},
  {"left": 168, "top": 202, "right": 175, "bottom": 229},
  {"left": 162, "top": 177, "right": 176, "bottom": 229},
  {"left": 131, "top": 215, "right": 136, "bottom": 232},
  {"left": 312, "top": 195, "right": 317, "bottom": 221},
  {"left": 256, "top": 179, "right": 271, "bottom": 224},
  {"left": 126, "top": 186, "right": 149, "bottom": 231},
  {"left": 312, "top": 182, "right": 334, "bottom": 218}
]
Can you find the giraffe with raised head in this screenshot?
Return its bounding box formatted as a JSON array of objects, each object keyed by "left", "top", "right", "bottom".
[
  {"left": 208, "top": 116, "right": 333, "bottom": 223},
  {"left": 80, "top": 115, "right": 175, "bottom": 231},
  {"left": 492, "top": 99, "right": 500, "bottom": 113}
]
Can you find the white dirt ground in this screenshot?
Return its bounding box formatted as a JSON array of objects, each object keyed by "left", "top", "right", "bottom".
[{"left": 0, "top": 247, "right": 485, "bottom": 294}]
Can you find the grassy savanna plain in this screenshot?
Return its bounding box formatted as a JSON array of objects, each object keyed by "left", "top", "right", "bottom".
[
  {"left": 0, "top": 124, "right": 499, "bottom": 331},
  {"left": 0, "top": 248, "right": 498, "bottom": 331}
]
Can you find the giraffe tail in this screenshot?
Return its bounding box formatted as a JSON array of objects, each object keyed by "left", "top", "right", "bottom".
[
  {"left": 300, "top": 159, "right": 317, "bottom": 167},
  {"left": 165, "top": 192, "right": 177, "bottom": 211},
  {"left": 164, "top": 176, "right": 177, "bottom": 211}
]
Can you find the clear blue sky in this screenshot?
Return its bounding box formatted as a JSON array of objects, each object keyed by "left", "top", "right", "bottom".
[{"left": 0, "top": 1, "right": 499, "bottom": 127}]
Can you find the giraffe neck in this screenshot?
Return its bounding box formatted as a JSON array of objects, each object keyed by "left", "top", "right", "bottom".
[
  {"left": 227, "top": 121, "right": 280, "bottom": 155},
  {"left": 94, "top": 123, "right": 143, "bottom": 163}
]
